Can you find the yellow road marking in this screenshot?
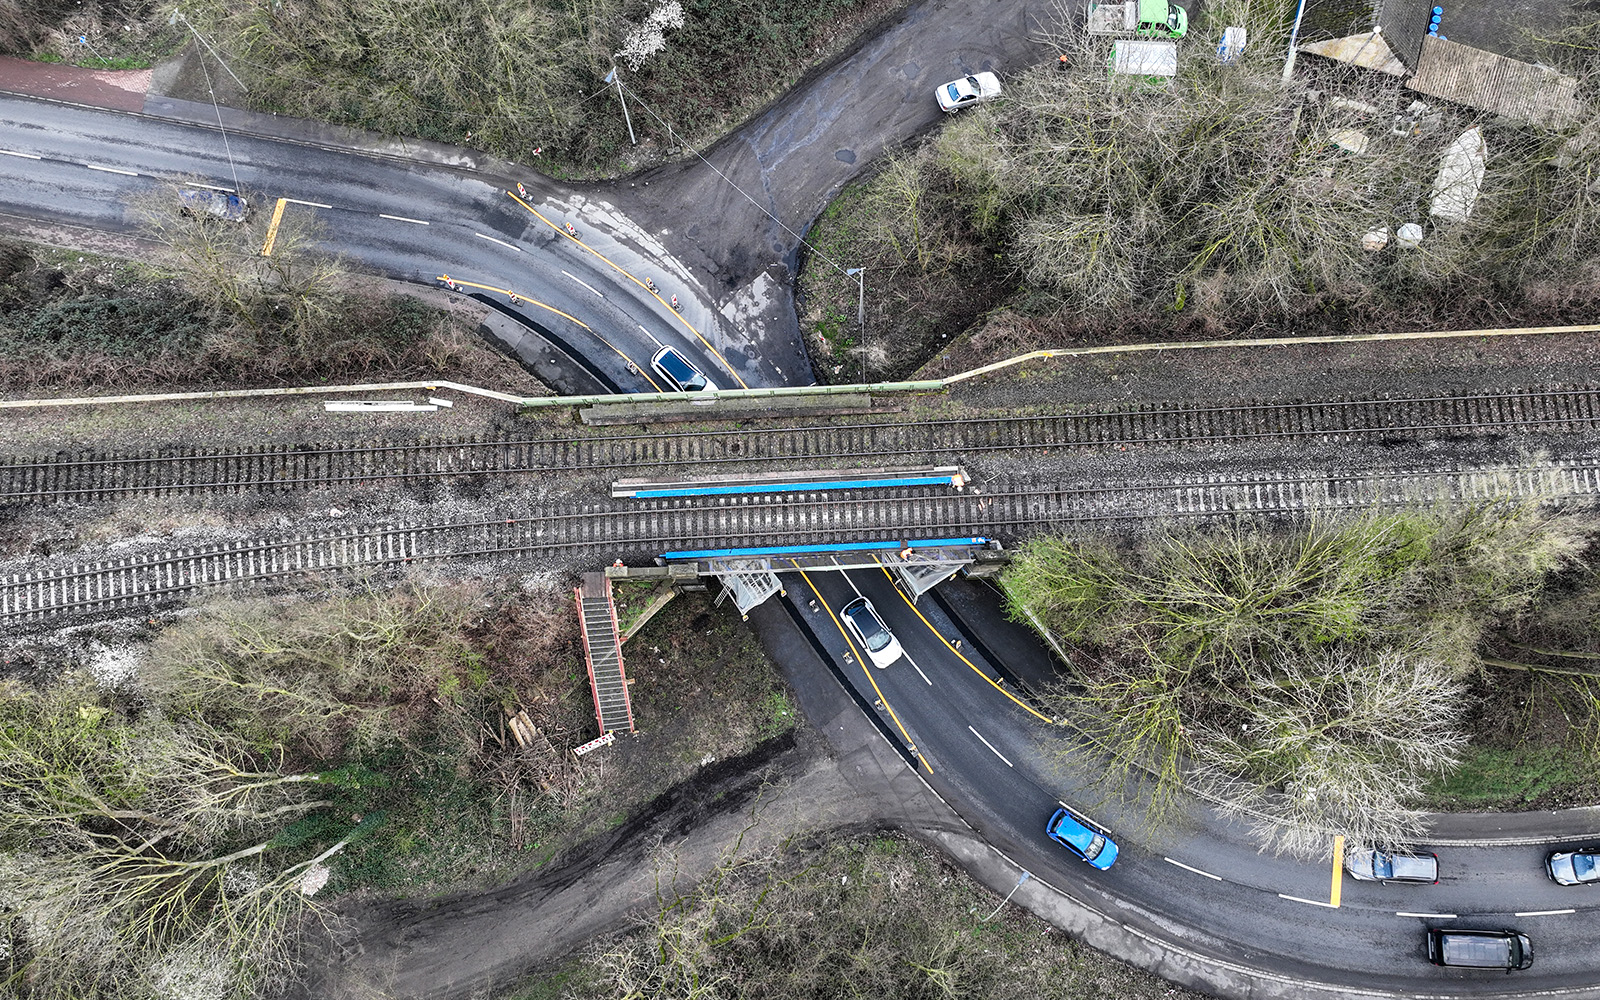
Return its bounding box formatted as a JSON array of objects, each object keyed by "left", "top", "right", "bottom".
[
  {"left": 877, "top": 565, "right": 1051, "bottom": 723},
  {"left": 436, "top": 274, "right": 660, "bottom": 391},
  {"left": 434, "top": 275, "right": 590, "bottom": 329},
  {"left": 260, "top": 197, "right": 287, "bottom": 257},
  {"left": 797, "top": 567, "right": 932, "bottom": 774},
  {"left": 1330, "top": 834, "right": 1345, "bottom": 908},
  {"left": 942, "top": 324, "right": 1600, "bottom": 385},
  {"left": 507, "top": 191, "right": 750, "bottom": 390}
]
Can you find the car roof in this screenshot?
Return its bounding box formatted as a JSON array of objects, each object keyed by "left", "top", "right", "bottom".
[
  {"left": 1437, "top": 930, "right": 1515, "bottom": 967},
  {"left": 1049, "top": 809, "right": 1093, "bottom": 849},
  {"left": 1388, "top": 853, "right": 1437, "bottom": 880},
  {"left": 842, "top": 598, "right": 878, "bottom": 621},
  {"left": 652, "top": 346, "right": 698, "bottom": 381}
]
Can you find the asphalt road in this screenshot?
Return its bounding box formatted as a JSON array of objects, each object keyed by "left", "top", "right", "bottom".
[
  {"left": 0, "top": 0, "right": 1062, "bottom": 394},
  {"left": 619, "top": 0, "right": 1057, "bottom": 372},
  {"left": 6, "top": 8, "right": 1600, "bottom": 994},
  {"left": 0, "top": 95, "right": 773, "bottom": 394},
  {"left": 786, "top": 569, "right": 1600, "bottom": 993}
]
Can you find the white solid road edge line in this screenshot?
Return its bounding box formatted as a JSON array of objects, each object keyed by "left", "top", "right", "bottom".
[
  {"left": 380, "top": 214, "right": 430, "bottom": 225},
  {"left": 1278, "top": 893, "right": 1337, "bottom": 908},
  {"left": 1396, "top": 911, "right": 1458, "bottom": 918},
  {"left": 85, "top": 163, "right": 138, "bottom": 176},
  {"left": 1514, "top": 908, "right": 1576, "bottom": 917},
  {"left": 1163, "top": 857, "right": 1223, "bottom": 881},
  {"left": 967, "top": 726, "right": 1013, "bottom": 768},
  {"left": 474, "top": 232, "right": 522, "bottom": 252},
  {"left": 0, "top": 149, "right": 43, "bottom": 159}
]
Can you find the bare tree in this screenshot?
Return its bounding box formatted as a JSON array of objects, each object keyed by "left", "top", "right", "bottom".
[
  {"left": 128, "top": 181, "right": 347, "bottom": 345},
  {"left": 0, "top": 679, "right": 341, "bottom": 1000},
  {"left": 1008, "top": 502, "right": 1584, "bottom": 858},
  {"left": 1190, "top": 647, "right": 1470, "bottom": 856}
]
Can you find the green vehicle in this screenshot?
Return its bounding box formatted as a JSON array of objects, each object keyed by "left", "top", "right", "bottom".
[
  {"left": 1138, "top": 0, "right": 1187, "bottom": 38},
  {"left": 1085, "top": 0, "right": 1187, "bottom": 39}
]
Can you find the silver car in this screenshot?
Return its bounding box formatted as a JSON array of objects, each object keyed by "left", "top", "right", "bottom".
[
  {"left": 1345, "top": 847, "right": 1438, "bottom": 884},
  {"left": 1547, "top": 847, "right": 1600, "bottom": 886}
]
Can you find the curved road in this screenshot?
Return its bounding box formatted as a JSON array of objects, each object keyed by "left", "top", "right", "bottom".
[
  {"left": 794, "top": 570, "right": 1600, "bottom": 994},
  {"left": 4, "top": 2, "right": 1600, "bottom": 993},
  {"left": 0, "top": 96, "right": 769, "bottom": 393}
]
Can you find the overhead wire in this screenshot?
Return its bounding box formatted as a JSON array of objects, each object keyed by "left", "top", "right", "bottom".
[{"left": 618, "top": 78, "right": 858, "bottom": 279}]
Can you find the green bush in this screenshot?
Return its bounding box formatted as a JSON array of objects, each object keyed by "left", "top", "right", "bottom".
[{"left": 24, "top": 294, "right": 210, "bottom": 357}]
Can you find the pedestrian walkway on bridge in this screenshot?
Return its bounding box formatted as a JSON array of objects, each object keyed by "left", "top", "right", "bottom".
[
  {"left": 576, "top": 572, "right": 634, "bottom": 735},
  {"left": 660, "top": 537, "right": 998, "bottom": 616}
]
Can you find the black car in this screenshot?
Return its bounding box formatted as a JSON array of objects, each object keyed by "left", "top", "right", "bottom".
[{"left": 1426, "top": 928, "right": 1532, "bottom": 971}]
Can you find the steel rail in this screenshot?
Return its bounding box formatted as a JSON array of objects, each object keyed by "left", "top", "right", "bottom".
[
  {"left": 4, "top": 460, "right": 1597, "bottom": 623},
  {"left": 3, "top": 387, "right": 1599, "bottom": 501}
]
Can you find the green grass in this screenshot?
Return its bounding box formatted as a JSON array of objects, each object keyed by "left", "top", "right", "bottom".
[
  {"left": 1424, "top": 744, "right": 1597, "bottom": 810},
  {"left": 320, "top": 721, "right": 519, "bottom": 896},
  {"left": 611, "top": 578, "right": 669, "bottom": 637},
  {"left": 755, "top": 690, "right": 797, "bottom": 739}
]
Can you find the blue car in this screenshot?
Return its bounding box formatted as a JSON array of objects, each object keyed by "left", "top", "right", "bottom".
[{"left": 1046, "top": 807, "right": 1118, "bottom": 870}]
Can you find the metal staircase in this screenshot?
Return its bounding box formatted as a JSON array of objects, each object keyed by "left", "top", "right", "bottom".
[{"left": 576, "top": 572, "right": 634, "bottom": 734}]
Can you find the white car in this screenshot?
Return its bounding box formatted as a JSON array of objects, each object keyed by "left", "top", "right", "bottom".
[
  {"left": 935, "top": 71, "right": 1002, "bottom": 113},
  {"left": 649, "top": 346, "right": 717, "bottom": 392},
  {"left": 841, "top": 597, "right": 905, "bottom": 668}
]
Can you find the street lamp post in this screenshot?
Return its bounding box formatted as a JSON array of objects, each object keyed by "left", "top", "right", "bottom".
[
  {"left": 604, "top": 67, "right": 637, "bottom": 145},
  {"left": 1281, "top": 0, "right": 1311, "bottom": 82},
  {"left": 845, "top": 267, "right": 866, "bottom": 381}
]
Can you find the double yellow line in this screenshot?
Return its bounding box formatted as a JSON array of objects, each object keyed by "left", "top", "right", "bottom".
[
  {"left": 507, "top": 191, "right": 749, "bottom": 390},
  {"left": 875, "top": 564, "right": 1051, "bottom": 723},
  {"left": 795, "top": 567, "right": 932, "bottom": 774}
]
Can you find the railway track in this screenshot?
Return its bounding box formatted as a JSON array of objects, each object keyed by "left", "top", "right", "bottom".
[
  {"left": 5, "top": 387, "right": 1600, "bottom": 501},
  {"left": 4, "top": 460, "right": 1595, "bottom": 625}
]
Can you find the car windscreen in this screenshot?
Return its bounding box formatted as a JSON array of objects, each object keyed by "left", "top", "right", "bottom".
[
  {"left": 656, "top": 350, "right": 704, "bottom": 390},
  {"left": 944, "top": 83, "right": 963, "bottom": 103},
  {"left": 1574, "top": 854, "right": 1598, "bottom": 880},
  {"left": 1084, "top": 834, "right": 1106, "bottom": 860}
]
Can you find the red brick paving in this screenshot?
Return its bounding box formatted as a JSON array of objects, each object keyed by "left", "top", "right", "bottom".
[{"left": 0, "top": 55, "right": 151, "bottom": 113}]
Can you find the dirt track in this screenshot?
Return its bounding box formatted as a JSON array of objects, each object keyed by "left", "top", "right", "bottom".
[{"left": 293, "top": 595, "right": 969, "bottom": 1000}]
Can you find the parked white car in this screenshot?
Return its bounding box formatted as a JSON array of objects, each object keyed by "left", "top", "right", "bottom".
[{"left": 935, "top": 72, "right": 1002, "bottom": 112}]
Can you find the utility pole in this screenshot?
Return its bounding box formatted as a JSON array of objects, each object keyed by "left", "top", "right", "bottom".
[{"left": 604, "top": 67, "right": 637, "bottom": 145}]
